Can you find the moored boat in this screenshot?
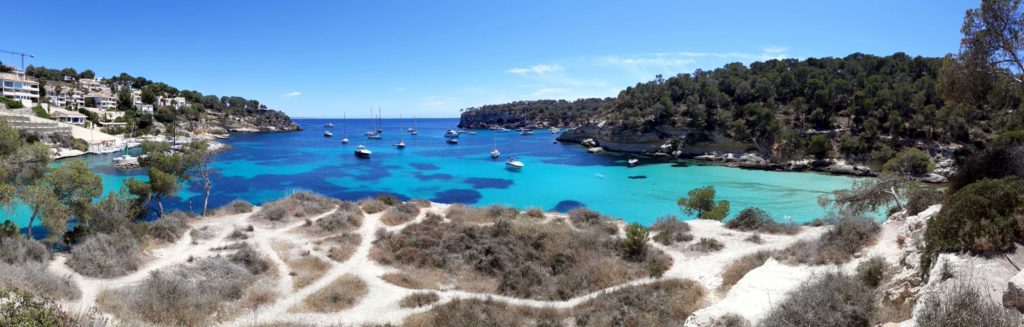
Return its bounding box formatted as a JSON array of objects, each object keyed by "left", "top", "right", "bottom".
[
  {"left": 323, "top": 131, "right": 333, "bottom": 137},
  {"left": 354, "top": 145, "right": 372, "bottom": 158},
  {"left": 446, "top": 137, "right": 459, "bottom": 144},
  {"left": 505, "top": 157, "right": 524, "bottom": 169}
]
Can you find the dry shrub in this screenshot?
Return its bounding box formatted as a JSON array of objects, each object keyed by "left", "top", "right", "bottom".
[
  {"left": 381, "top": 203, "right": 422, "bottom": 226},
  {"left": 316, "top": 205, "right": 363, "bottom": 232},
  {"left": 293, "top": 274, "right": 368, "bottom": 313},
  {"left": 744, "top": 233, "right": 763, "bottom": 244},
  {"left": 710, "top": 313, "right": 750, "bottom": 327},
  {"left": 254, "top": 192, "right": 337, "bottom": 222},
  {"left": 274, "top": 241, "right": 330, "bottom": 289},
  {"left": 373, "top": 217, "right": 667, "bottom": 300},
  {"left": 216, "top": 199, "right": 255, "bottom": 215},
  {"left": 760, "top": 272, "right": 876, "bottom": 327},
  {"left": 409, "top": 198, "right": 433, "bottom": 208},
  {"left": 689, "top": 238, "right": 724, "bottom": 252},
  {"left": 68, "top": 230, "right": 143, "bottom": 278},
  {"left": 0, "top": 261, "right": 80, "bottom": 300},
  {"left": 97, "top": 256, "right": 268, "bottom": 326},
  {"left": 190, "top": 226, "right": 217, "bottom": 241},
  {"left": 919, "top": 281, "right": 1021, "bottom": 327},
  {"left": 227, "top": 227, "right": 250, "bottom": 240},
  {"left": 775, "top": 213, "right": 880, "bottom": 265},
  {"left": 524, "top": 207, "right": 546, "bottom": 219},
  {"left": 0, "top": 237, "right": 50, "bottom": 264},
  {"left": 316, "top": 233, "right": 361, "bottom": 262},
  {"left": 720, "top": 251, "right": 771, "bottom": 292},
  {"left": 399, "top": 292, "right": 440, "bottom": 308},
  {"left": 568, "top": 207, "right": 619, "bottom": 234},
  {"left": 854, "top": 256, "right": 889, "bottom": 288},
  {"left": 445, "top": 204, "right": 520, "bottom": 224},
  {"left": 571, "top": 279, "right": 707, "bottom": 326},
  {"left": 148, "top": 211, "right": 191, "bottom": 243},
  {"left": 650, "top": 215, "right": 693, "bottom": 245},
  {"left": 405, "top": 298, "right": 561, "bottom": 327},
  {"left": 724, "top": 208, "right": 800, "bottom": 235},
  {"left": 359, "top": 198, "right": 388, "bottom": 214}
]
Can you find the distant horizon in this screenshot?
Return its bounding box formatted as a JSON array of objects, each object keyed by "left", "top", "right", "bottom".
[{"left": 9, "top": 0, "right": 974, "bottom": 118}]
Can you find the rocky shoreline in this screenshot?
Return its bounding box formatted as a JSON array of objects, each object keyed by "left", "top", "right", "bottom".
[{"left": 556, "top": 132, "right": 953, "bottom": 182}]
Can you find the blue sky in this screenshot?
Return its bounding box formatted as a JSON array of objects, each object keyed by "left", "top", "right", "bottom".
[{"left": 7, "top": 1, "right": 975, "bottom": 118}]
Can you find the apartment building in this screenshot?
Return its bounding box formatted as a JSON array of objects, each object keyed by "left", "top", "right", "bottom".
[
  {"left": 86, "top": 93, "right": 116, "bottom": 110},
  {"left": 0, "top": 71, "right": 40, "bottom": 105}
]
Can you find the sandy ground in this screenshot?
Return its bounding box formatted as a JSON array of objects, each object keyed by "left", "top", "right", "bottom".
[{"left": 47, "top": 203, "right": 834, "bottom": 326}]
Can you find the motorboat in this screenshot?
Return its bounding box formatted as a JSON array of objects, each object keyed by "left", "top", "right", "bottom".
[
  {"left": 550, "top": 127, "right": 559, "bottom": 134},
  {"left": 505, "top": 157, "right": 524, "bottom": 169},
  {"left": 367, "top": 132, "right": 382, "bottom": 139},
  {"left": 323, "top": 131, "right": 333, "bottom": 137},
  {"left": 445, "top": 129, "right": 460, "bottom": 138},
  {"left": 446, "top": 137, "right": 459, "bottom": 144},
  {"left": 627, "top": 158, "right": 639, "bottom": 167},
  {"left": 324, "top": 123, "right": 335, "bottom": 128},
  {"left": 496, "top": 127, "right": 510, "bottom": 133},
  {"left": 354, "top": 145, "right": 372, "bottom": 158},
  {"left": 468, "top": 131, "right": 477, "bottom": 135}
]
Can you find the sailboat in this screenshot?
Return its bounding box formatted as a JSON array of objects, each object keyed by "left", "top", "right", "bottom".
[
  {"left": 408, "top": 116, "right": 418, "bottom": 135},
  {"left": 490, "top": 132, "right": 500, "bottom": 158},
  {"left": 341, "top": 112, "right": 349, "bottom": 144},
  {"left": 394, "top": 115, "right": 406, "bottom": 148},
  {"left": 366, "top": 108, "right": 382, "bottom": 139}
]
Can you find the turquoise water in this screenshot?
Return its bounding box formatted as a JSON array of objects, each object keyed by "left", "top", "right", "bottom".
[{"left": 2, "top": 118, "right": 863, "bottom": 230}]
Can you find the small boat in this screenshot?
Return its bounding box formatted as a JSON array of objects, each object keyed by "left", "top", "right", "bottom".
[
  {"left": 505, "top": 157, "right": 524, "bottom": 169},
  {"left": 519, "top": 128, "right": 534, "bottom": 136},
  {"left": 445, "top": 129, "right": 460, "bottom": 138},
  {"left": 468, "top": 131, "right": 477, "bottom": 135},
  {"left": 446, "top": 137, "right": 459, "bottom": 144},
  {"left": 323, "top": 131, "right": 333, "bottom": 137},
  {"left": 496, "top": 127, "right": 510, "bottom": 133},
  {"left": 627, "top": 158, "right": 639, "bottom": 167},
  {"left": 408, "top": 116, "right": 418, "bottom": 135},
  {"left": 395, "top": 116, "right": 406, "bottom": 148},
  {"left": 354, "top": 145, "right": 372, "bottom": 158},
  {"left": 112, "top": 154, "right": 137, "bottom": 165},
  {"left": 342, "top": 112, "right": 349, "bottom": 144},
  {"left": 490, "top": 132, "right": 500, "bottom": 158},
  {"left": 550, "top": 127, "right": 559, "bottom": 134},
  {"left": 324, "top": 123, "right": 335, "bottom": 128},
  {"left": 213, "top": 134, "right": 230, "bottom": 139}
]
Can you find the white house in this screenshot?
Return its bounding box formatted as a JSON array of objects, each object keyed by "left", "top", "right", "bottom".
[
  {"left": 138, "top": 103, "right": 154, "bottom": 113},
  {"left": 0, "top": 71, "right": 40, "bottom": 106},
  {"left": 50, "top": 108, "right": 87, "bottom": 125},
  {"left": 86, "top": 93, "right": 116, "bottom": 110}
]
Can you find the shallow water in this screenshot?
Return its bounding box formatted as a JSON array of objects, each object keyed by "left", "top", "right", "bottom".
[{"left": 2, "top": 118, "right": 863, "bottom": 229}]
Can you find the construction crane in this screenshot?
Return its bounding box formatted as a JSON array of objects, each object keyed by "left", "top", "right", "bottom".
[{"left": 0, "top": 49, "right": 34, "bottom": 71}]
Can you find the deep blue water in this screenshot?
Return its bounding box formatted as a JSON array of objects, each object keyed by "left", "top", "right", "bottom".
[{"left": 3, "top": 118, "right": 863, "bottom": 229}]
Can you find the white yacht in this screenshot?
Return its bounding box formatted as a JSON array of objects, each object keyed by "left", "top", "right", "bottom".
[
  {"left": 446, "top": 137, "right": 459, "bottom": 144},
  {"left": 354, "top": 145, "right": 372, "bottom": 158},
  {"left": 323, "top": 131, "right": 333, "bottom": 137},
  {"left": 505, "top": 157, "right": 524, "bottom": 169},
  {"left": 324, "top": 123, "right": 335, "bottom": 128},
  {"left": 445, "top": 129, "right": 460, "bottom": 138},
  {"left": 628, "top": 158, "right": 639, "bottom": 167}
]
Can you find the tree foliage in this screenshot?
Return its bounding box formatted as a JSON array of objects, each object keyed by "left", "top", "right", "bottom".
[
  {"left": 678, "top": 186, "right": 730, "bottom": 220},
  {"left": 922, "top": 177, "right": 1024, "bottom": 271}
]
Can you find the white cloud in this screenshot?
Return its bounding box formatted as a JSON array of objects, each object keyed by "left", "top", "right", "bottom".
[
  {"left": 283, "top": 91, "right": 302, "bottom": 97},
  {"left": 422, "top": 96, "right": 458, "bottom": 107},
  {"left": 505, "top": 64, "right": 564, "bottom": 75}
]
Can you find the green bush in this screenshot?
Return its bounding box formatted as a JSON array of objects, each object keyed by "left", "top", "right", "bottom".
[
  {"left": 0, "top": 96, "right": 24, "bottom": 109},
  {"left": 620, "top": 223, "right": 649, "bottom": 259},
  {"left": 882, "top": 148, "right": 933, "bottom": 176},
  {"left": 922, "top": 178, "right": 1024, "bottom": 271},
  {"left": 32, "top": 106, "right": 50, "bottom": 119},
  {"left": 905, "top": 182, "right": 943, "bottom": 216}
]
